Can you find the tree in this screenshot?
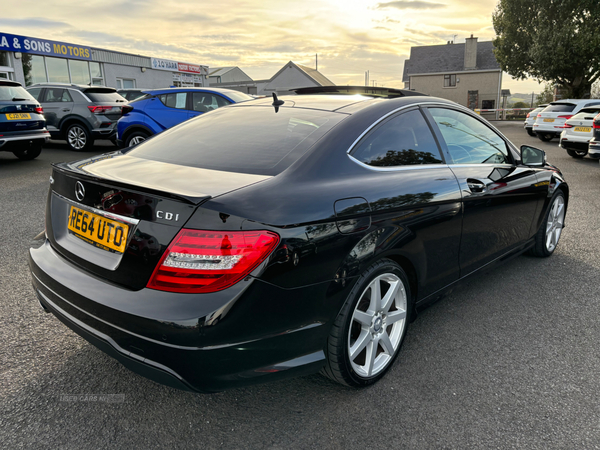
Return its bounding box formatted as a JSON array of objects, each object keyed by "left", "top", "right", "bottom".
[
  {"left": 493, "top": 0, "right": 600, "bottom": 99},
  {"left": 536, "top": 84, "right": 554, "bottom": 105},
  {"left": 511, "top": 101, "right": 529, "bottom": 109}
]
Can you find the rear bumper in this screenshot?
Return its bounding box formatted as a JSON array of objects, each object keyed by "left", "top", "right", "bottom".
[
  {"left": 91, "top": 128, "right": 117, "bottom": 140},
  {"left": 588, "top": 141, "right": 600, "bottom": 158},
  {"left": 0, "top": 130, "right": 49, "bottom": 149},
  {"left": 29, "top": 239, "right": 330, "bottom": 392},
  {"left": 559, "top": 139, "right": 589, "bottom": 152}
]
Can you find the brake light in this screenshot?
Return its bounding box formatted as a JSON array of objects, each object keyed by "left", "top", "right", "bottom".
[
  {"left": 557, "top": 115, "right": 573, "bottom": 120},
  {"left": 87, "top": 105, "right": 115, "bottom": 114},
  {"left": 147, "top": 229, "right": 280, "bottom": 293},
  {"left": 526, "top": 113, "right": 530, "bottom": 118},
  {"left": 35, "top": 106, "right": 43, "bottom": 114},
  {"left": 594, "top": 114, "right": 600, "bottom": 129},
  {"left": 537, "top": 114, "right": 542, "bottom": 118},
  {"left": 561, "top": 123, "right": 573, "bottom": 128}
]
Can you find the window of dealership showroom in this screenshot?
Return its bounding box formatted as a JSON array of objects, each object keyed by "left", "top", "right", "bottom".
[
  {"left": 21, "top": 53, "right": 104, "bottom": 86},
  {"left": 0, "top": 51, "right": 13, "bottom": 80}
]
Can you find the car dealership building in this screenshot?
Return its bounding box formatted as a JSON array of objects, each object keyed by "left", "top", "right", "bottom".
[{"left": 0, "top": 32, "right": 208, "bottom": 89}]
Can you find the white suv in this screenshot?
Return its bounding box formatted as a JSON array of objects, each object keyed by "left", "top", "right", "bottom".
[
  {"left": 533, "top": 99, "right": 600, "bottom": 142},
  {"left": 559, "top": 107, "right": 600, "bottom": 158}
]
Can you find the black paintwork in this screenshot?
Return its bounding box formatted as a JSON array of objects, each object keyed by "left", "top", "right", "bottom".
[{"left": 29, "top": 95, "right": 569, "bottom": 392}]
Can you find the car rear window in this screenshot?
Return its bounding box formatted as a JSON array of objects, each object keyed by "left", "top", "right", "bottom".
[
  {"left": 84, "top": 89, "right": 127, "bottom": 103},
  {"left": 543, "top": 103, "right": 575, "bottom": 113},
  {"left": 127, "top": 106, "right": 346, "bottom": 176},
  {"left": 571, "top": 110, "right": 600, "bottom": 120},
  {"left": 0, "top": 86, "right": 35, "bottom": 101}
]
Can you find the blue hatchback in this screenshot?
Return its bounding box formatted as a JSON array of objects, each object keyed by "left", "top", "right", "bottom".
[{"left": 117, "top": 88, "right": 253, "bottom": 148}]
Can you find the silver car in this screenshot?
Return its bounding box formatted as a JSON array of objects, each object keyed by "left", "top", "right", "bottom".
[{"left": 26, "top": 83, "right": 128, "bottom": 151}]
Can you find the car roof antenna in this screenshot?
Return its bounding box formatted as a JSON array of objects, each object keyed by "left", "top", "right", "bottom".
[{"left": 272, "top": 93, "right": 285, "bottom": 113}]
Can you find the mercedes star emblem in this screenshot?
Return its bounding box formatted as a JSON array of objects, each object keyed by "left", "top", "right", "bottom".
[{"left": 75, "top": 181, "right": 85, "bottom": 201}]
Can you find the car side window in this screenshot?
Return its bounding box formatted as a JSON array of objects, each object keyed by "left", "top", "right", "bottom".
[
  {"left": 27, "top": 88, "right": 42, "bottom": 100},
  {"left": 428, "top": 108, "right": 510, "bottom": 164},
  {"left": 159, "top": 93, "right": 187, "bottom": 109},
  {"left": 45, "top": 88, "right": 67, "bottom": 103},
  {"left": 350, "top": 109, "right": 443, "bottom": 167},
  {"left": 192, "top": 93, "right": 231, "bottom": 112},
  {"left": 62, "top": 90, "right": 73, "bottom": 102}
]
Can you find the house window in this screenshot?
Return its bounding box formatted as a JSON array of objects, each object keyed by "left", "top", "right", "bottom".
[
  {"left": 22, "top": 55, "right": 104, "bottom": 86},
  {"left": 444, "top": 74, "right": 456, "bottom": 88},
  {"left": 117, "top": 78, "right": 136, "bottom": 89},
  {"left": 482, "top": 100, "right": 495, "bottom": 110}
]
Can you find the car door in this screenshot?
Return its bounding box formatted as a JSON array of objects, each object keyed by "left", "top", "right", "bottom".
[
  {"left": 148, "top": 92, "right": 189, "bottom": 131},
  {"left": 425, "top": 106, "right": 541, "bottom": 277},
  {"left": 42, "top": 88, "right": 74, "bottom": 133},
  {"left": 189, "top": 92, "right": 231, "bottom": 119},
  {"left": 348, "top": 107, "right": 463, "bottom": 298}
]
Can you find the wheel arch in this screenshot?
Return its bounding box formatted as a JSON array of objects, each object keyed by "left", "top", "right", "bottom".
[
  {"left": 59, "top": 116, "right": 93, "bottom": 138},
  {"left": 122, "top": 124, "right": 153, "bottom": 143}
]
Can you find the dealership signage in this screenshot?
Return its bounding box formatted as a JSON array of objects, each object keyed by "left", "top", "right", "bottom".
[
  {"left": 0, "top": 32, "right": 91, "bottom": 60},
  {"left": 151, "top": 57, "right": 207, "bottom": 75}
]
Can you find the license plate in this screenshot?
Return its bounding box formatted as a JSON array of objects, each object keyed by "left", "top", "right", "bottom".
[
  {"left": 543, "top": 118, "right": 555, "bottom": 122},
  {"left": 574, "top": 127, "right": 591, "bottom": 132},
  {"left": 6, "top": 113, "right": 31, "bottom": 120},
  {"left": 67, "top": 205, "right": 129, "bottom": 253}
]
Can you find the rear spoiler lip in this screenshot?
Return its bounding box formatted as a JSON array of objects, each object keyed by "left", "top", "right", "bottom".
[{"left": 52, "top": 162, "right": 212, "bottom": 206}]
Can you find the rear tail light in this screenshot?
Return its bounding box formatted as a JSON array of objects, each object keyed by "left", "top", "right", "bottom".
[
  {"left": 35, "top": 106, "right": 43, "bottom": 114},
  {"left": 88, "top": 105, "right": 116, "bottom": 114},
  {"left": 526, "top": 113, "right": 530, "bottom": 118},
  {"left": 594, "top": 114, "right": 600, "bottom": 129},
  {"left": 147, "top": 229, "right": 280, "bottom": 293},
  {"left": 537, "top": 114, "right": 542, "bottom": 118},
  {"left": 121, "top": 105, "right": 134, "bottom": 116},
  {"left": 561, "top": 123, "right": 573, "bottom": 128},
  {"left": 557, "top": 115, "right": 573, "bottom": 120}
]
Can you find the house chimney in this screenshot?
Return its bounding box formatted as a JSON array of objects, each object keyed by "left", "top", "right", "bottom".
[{"left": 464, "top": 35, "right": 478, "bottom": 70}]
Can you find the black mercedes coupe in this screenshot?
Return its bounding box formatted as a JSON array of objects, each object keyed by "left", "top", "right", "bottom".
[{"left": 29, "top": 93, "right": 568, "bottom": 392}]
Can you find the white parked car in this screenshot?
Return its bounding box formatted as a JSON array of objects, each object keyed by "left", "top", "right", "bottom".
[
  {"left": 533, "top": 99, "right": 600, "bottom": 142},
  {"left": 559, "top": 107, "right": 600, "bottom": 158},
  {"left": 588, "top": 114, "right": 600, "bottom": 160},
  {"left": 524, "top": 105, "right": 547, "bottom": 136}
]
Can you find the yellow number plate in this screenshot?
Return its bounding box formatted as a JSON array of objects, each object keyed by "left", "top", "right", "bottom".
[
  {"left": 67, "top": 206, "right": 129, "bottom": 253},
  {"left": 543, "top": 118, "right": 555, "bottom": 122},
  {"left": 6, "top": 113, "right": 31, "bottom": 120},
  {"left": 574, "top": 126, "right": 591, "bottom": 132}
]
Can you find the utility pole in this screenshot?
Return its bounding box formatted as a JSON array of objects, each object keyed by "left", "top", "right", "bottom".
[
  {"left": 315, "top": 54, "right": 318, "bottom": 71},
  {"left": 372, "top": 80, "right": 376, "bottom": 87},
  {"left": 531, "top": 91, "right": 534, "bottom": 108}
]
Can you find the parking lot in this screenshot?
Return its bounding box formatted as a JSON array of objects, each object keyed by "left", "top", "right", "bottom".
[{"left": 2, "top": 122, "right": 600, "bottom": 449}]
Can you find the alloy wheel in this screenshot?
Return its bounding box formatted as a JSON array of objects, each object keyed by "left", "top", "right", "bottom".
[
  {"left": 129, "top": 135, "right": 145, "bottom": 146},
  {"left": 348, "top": 273, "right": 407, "bottom": 378},
  {"left": 545, "top": 194, "right": 565, "bottom": 253},
  {"left": 67, "top": 126, "right": 87, "bottom": 150}
]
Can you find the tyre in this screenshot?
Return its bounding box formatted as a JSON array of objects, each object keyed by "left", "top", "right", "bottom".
[
  {"left": 66, "top": 123, "right": 93, "bottom": 151},
  {"left": 566, "top": 148, "right": 587, "bottom": 158},
  {"left": 538, "top": 133, "right": 554, "bottom": 142},
  {"left": 530, "top": 190, "right": 566, "bottom": 257},
  {"left": 12, "top": 143, "right": 43, "bottom": 160},
  {"left": 322, "top": 258, "right": 411, "bottom": 387},
  {"left": 125, "top": 131, "right": 149, "bottom": 147},
  {"left": 527, "top": 128, "right": 536, "bottom": 136}
]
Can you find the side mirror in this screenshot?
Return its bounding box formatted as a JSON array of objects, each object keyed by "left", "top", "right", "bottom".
[{"left": 521, "top": 145, "right": 546, "bottom": 166}]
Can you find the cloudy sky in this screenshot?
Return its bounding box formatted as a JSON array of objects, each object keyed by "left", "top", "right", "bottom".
[{"left": 1, "top": 0, "right": 543, "bottom": 94}]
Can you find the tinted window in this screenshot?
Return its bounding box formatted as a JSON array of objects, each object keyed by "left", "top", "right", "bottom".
[
  {"left": 127, "top": 106, "right": 345, "bottom": 176},
  {"left": 584, "top": 102, "right": 600, "bottom": 108},
  {"left": 45, "top": 88, "right": 69, "bottom": 103},
  {"left": 192, "top": 92, "right": 230, "bottom": 112},
  {"left": 159, "top": 92, "right": 187, "bottom": 109},
  {"left": 351, "top": 109, "right": 443, "bottom": 167},
  {"left": 543, "top": 103, "right": 575, "bottom": 113},
  {"left": 571, "top": 110, "right": 600, "bottom": 120},
  {"left": 429, "top": 108, "right": 510, "bottom": 164},
  {"left": 85, "top": 90, "right": 126, "bottom": 103},
  {"left": 27, "top": 88, "right": 42, "bottom": 100},
  {"left": 0, "top": 85, "right": 35, "bottom": 101}
]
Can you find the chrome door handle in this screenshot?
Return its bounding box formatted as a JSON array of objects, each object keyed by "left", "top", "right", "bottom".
[{"left": 467, "top": 179, "right": 486, "bottom": 193}]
